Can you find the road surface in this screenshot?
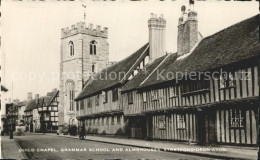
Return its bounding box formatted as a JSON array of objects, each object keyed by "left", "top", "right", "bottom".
[{"left": 15, "top": 134, "right": 210, "bottom": 159}]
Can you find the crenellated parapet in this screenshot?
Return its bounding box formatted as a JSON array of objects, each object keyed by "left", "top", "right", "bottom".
[{"left": 61, "top": 22, "right": 108, "bottom": 39}]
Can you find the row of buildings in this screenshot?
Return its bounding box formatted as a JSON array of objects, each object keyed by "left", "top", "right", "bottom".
[
  {"left": 3, "top": 89, "right": 59, "bottom": 134},
  {"left": 58, "top": 6, "right": 259, "bottom": 146},
  {"left": 3, "top": 5, "right": 258, "bottom": 147}
]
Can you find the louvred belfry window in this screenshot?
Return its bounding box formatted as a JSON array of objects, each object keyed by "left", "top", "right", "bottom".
[
  {"left": 69, "top": 41, "right": 74, "bottom": 56},
  {"left": 90, "top": 40, "right": 97, "bottom": 55}
]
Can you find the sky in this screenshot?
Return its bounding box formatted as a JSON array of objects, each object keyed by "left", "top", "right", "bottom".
[{"left": 1, "top": 0, "right": 259, "bottom": 101}]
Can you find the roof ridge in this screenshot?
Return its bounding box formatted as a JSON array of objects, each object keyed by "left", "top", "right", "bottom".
[
  {"left": 140, "top": 53, "right": 172, "bottom": 86},
  {"left": 202, "top": 14, "right": 259, "bottom": 42},
  {"left": 119, "top": 44, "right": 149, "bottom": 83},
  {"left": 82, "top": 43, "right": 149, "bottom": 89}
]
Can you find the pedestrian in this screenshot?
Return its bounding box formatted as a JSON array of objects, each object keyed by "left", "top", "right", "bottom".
[
  {"left": 79, "top": 124, "right": 85, "bottom": 140},
  {"left": 42, "top": 123, "right": 46, "bottom": 134}
]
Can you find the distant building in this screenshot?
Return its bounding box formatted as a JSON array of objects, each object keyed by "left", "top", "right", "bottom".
[
  {"left": 24, "top": 90, "right": 59, "bottom": 133},
  {"left": 16, "top": 101, "right": 27, "bottom": 125},
  {"left": 36, "top": 89, "right": 59, "bottom": 133},
  {"left": 1, "top": 85, "right": 8, "bottom": 133}
]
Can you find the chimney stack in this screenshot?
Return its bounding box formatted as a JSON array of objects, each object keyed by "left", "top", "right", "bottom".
[
  {"left": 177, "top": 6, "right": 198, "bottom": 57},
  {"left": 148, "top": 13, "right": 166, "bottom": 63},
  {"left": 27, "top": 92, "right": 32, "bottom": 101},
  {"left": 35, "top": 94, "right": 39, "bottom": 104}
]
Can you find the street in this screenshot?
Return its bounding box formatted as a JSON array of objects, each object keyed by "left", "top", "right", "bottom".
[{"left": 15, "top": 134, "right": 210, "bottom": 159}]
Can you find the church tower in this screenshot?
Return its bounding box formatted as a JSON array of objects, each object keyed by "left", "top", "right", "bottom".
[{"left": 59, "top": 22, "right": 109, "bottom": 129}]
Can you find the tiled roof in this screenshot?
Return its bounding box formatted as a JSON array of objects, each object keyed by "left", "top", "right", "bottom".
[
  {"left": 75, "top": 43, "right": 149, "bottom": 100},
  {"left": 121, "top": 54, "right": 169, "bottom": 92},
  {"left": 139, "top": 14, "right": 260, "bottom": 88},
  {"left": 37, "top": 90, "right": 59, "bottom": 107},
  {"left": 24, "top": 99, "right": 37, "bottom": 112},
  {"left": 17, "top": 101, "right": 28, "bottom": 107},
  {"left": 24, "top": 90, "right": 59, "bottom": 111}
]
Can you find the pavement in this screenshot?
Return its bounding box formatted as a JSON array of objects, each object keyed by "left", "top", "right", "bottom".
[
  {"left": 1, "top": 135, "right": 27, "bottom": 159},
  {"left": 30, "top": 132, "right": 258, "bottom": 160},
  {"left": 1, "top": 132, "right": 258, "bottom": 159}
]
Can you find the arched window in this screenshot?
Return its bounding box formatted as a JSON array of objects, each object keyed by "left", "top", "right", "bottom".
[
  {"left": 66, "top": 80, "right": 75, "bottom": 111},
  {"left": 92, "top": 64, "right": 95, "bottom": 73},
  {"left": 90, "top": 40, "right": 97, "bottom": 55},
  {"left": 69, "top": 41, "right": 74, "bottom": 56}
]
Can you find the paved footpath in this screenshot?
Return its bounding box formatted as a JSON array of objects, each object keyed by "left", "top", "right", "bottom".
[
  {"left": 28, "top": 132, "right": 258, "bottom": 160},
  {"left": 1, "top": 136, "right": 27, "bottom": 159}
]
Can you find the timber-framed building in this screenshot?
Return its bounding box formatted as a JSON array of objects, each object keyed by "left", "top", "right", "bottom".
[{"left": 75, "top": 7, "right": 259, "bottom": 146}]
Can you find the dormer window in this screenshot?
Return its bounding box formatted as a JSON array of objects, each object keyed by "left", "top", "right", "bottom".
[
  {"left": 128, "top": 92, "right": 133, "bottom": 104},
  {"left": 69, "top": 41, "right": 74, "bottom": 56},
  {"left": 102, "top": 91, "right": 108, "bottom": 103},
  {"left": 90, "top": 40, "right": 97, "bottom": 55}
]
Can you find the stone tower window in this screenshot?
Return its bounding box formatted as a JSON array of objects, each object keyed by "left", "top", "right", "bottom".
[
  {"left": 66, "top": 80, "right": 75, "bottom": 111},
  {"left": 90, "top": 40, "right": 97, "bottom": 55},
  {"left": 69, "top": 41, "right": 74, "bottom": 56},
  {"left": 92, "top": 64, "right": 95, "bottom": 73}
]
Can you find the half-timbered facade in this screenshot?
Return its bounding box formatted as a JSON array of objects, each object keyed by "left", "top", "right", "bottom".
[
  {"left": 121, "top": 10, "right": 259, "bottom": 146},
  {"left": 36, "top": 90, "right": 59, "bottom": 133},
  {"left": 24, "top": 99, "right": 38, "bottom": 132},
  {"left": 75, "top": 7, "right": 259, "bottom": 146},
  {"left": 75, "top": 43, "right": 150, "bottom": 135}
]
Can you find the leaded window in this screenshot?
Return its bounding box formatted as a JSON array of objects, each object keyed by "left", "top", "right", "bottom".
[
  {"left": 177, "top": 114, "right": 186, "bottom": 129},
  {"left": 151, "top": 90, "right": 158, "bottom": 101},
  {"left": 143, "top": 92, "right": 147, "bottom": 102},
  {"left": 220, "top": 72, "right": 235, "bottom": 89},
  {"left": 230, "top": 109, "right": 245, "bottom": 128},
  {"left": 112, "top": 88, "right": 118, "bottom": 102},
  {"left": 158, "top": 115, "right": 165, "bottom": 129},
  {"left": 128, "top": 92, "right": 133, "bottom": 104},
  {"left": 169, "top": 86, "right": 177, "bottom": 97}
]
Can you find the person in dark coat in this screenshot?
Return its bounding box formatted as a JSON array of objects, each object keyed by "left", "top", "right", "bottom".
[{"left": 79, "top": 124, "right": 85, "bottom": 140}]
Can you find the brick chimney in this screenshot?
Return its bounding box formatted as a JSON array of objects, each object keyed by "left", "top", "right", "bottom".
[
  {"left": 148, "top": 13, "right": 166, "bottom": 63},
  {"left": 177, "top": 6, "right": 198, "bottom": 57},
  {"left": 27, "top": 92, "right": 32, "bottom": 101}
]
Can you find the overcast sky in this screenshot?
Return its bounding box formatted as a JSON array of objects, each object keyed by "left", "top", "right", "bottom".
[{"left": 2, "top": 0, "right": 258, "bottom": 101}]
